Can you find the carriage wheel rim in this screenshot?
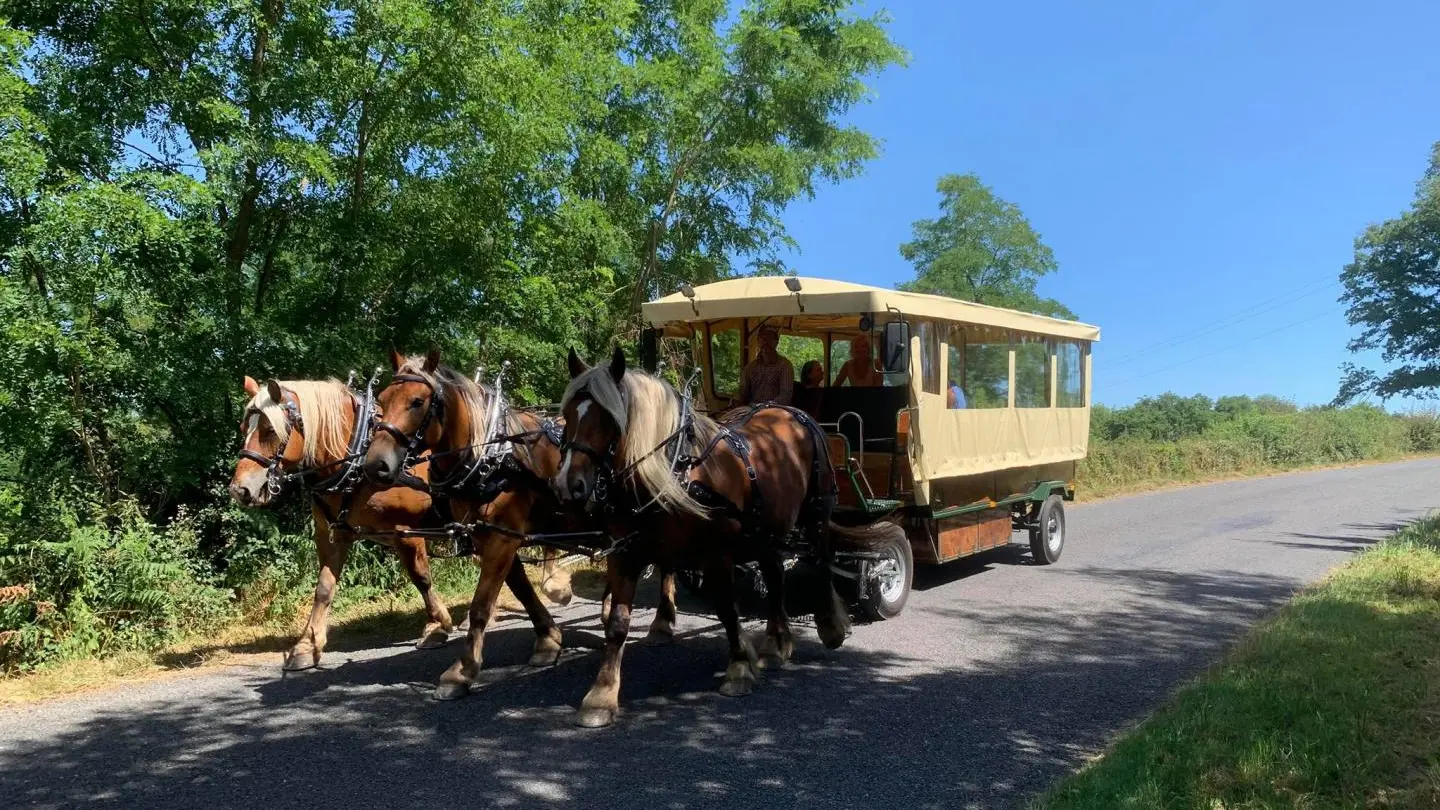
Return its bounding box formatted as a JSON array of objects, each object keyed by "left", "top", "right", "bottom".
[
  {"left": 1046, "top": 515, "right": 1063, "bottom": 553},
  {"left": 877, "top": 546, "right": 906, "bottom": 604}
]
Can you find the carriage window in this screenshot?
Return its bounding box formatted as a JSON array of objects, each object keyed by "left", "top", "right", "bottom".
[
  {"left": 709, "top": 327, "right": 741, "bottom": 398},
  {"left": 828, "top": 337, "right": 851, "bottom": 382},
  {"left": 1015, "top": 334, "right": 1051, "bottom": 408},
  {"left": 1057, "top": 341, "right": 1084, "bottom": 407},
  {"left": 917, "top": 321, "right": 940, "bottom": 395},
  {"left": 778, "top": 334, "right": 824, "bottom": 385},
  {"left": 950, "top": 329, "right": 1009, "bottom": 409}
]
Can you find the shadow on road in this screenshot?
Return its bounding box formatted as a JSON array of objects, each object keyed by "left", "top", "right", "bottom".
[
  {"left": 1274, "top": 514, "right": 1436, "bottom": 552},
  {"left": 0, "top": 563, "right": 1307, "bottom": 810}
]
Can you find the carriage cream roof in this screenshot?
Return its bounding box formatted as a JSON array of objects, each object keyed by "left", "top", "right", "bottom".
[{"left": 643, "top": 276, "right": 1101, "bottom": 342}]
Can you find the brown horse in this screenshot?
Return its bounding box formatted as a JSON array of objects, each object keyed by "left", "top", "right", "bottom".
[
  {"left": 552, "top": 347, "right": 859, "bottom": 728},
  {"left": 363, "top": 350, "right": 606, "bottom": 700},
  {"left": 229, "top": 376, "right": 453, "bottom": 670}
]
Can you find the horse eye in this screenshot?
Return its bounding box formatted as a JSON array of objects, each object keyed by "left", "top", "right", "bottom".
[{"left": 410, "top": 397, "right": 424, "bottom": 410}]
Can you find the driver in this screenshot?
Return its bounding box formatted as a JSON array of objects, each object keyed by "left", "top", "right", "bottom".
[{"left": 738, "top": 325, "right": 794, "bottom": 405}]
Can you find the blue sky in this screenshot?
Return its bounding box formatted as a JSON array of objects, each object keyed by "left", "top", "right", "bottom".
[{"left": 775, "top": 0, "right": 1440, "bottom": 409}]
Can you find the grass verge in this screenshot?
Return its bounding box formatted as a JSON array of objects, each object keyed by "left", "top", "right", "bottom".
[
  {"left": 1078, "top": 452, "right": 1438, "bottom": 503},
  {"left": 1030, "top": 513, "right": 1440, "bottom": 810}
]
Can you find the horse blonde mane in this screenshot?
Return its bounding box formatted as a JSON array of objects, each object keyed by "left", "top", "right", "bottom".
[
  {"left": 395, "top": 356, "right": 503, "bottom": 454},
  {"left": 562, "top": 366, "right": 719, "bottom": 519},
  {"left": 245, "top": 379, "right": 354, "bottom": 467}
]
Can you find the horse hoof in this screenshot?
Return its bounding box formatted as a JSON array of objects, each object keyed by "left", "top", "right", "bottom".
[
  {"left": 643, "top": 626, "right": 676, "bottom": 646},
  {"left": 528, "top": 648, "right": 561, "bottom": 667},
  {"left": 757, "top": 652, "right": 786, "bottom": 671},
  {"left": 283, "top": 650, "right": 319, "bottom": 671},
  {"left": 416, "top": 628, "right": 451, "bottom": 649},
  {"left": 575, "top": 707, "right": 617, "bottom": 728},
  {"left": 758, "top": 638, "right": 793, "bottom": 670},
  {"left": 719, "top": 677, "right": 755, "bottom": 697},
  {"left": 541, "top": 573, "right": 574, "bottom": 606},
  {"left": 433, "top": 681, "right": 472, "bottom": 701},
  {"left": 816, "top": 620, "right": 847, "bottom": 650}
]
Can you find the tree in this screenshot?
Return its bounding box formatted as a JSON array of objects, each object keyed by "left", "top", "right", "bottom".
[
  {"left": 898, "top": 173, "right": 1074, "bottom": 318},
  {"left": 0, "top": 4, "right": 904, "bottom": 664},
  {"left": 1336, "top": 141, "right": 1440, "bottom": 403}
]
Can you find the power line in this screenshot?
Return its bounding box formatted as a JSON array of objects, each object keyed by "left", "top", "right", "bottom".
[
  {"left": 1108, "top": 277, "right": 1343, "bottom": 366},
  {"left": 1107, "top": 306, "right": 1346, "bottom": 387}
]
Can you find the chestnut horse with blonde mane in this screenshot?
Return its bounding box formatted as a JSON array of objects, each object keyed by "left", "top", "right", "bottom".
[
  {"left": 229, "top": 376, "right": 455, "bottom": 670},
  {"left": 553, "top": 347, "right": 862, "bottom": 728},
  {"left": 363, "top": 350, "right": 622, "bottom": 700}
]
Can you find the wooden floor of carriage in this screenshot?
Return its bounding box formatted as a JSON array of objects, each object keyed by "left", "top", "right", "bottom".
[{"left": 4, "top": 457, "right": 1439, "bottom": 810}]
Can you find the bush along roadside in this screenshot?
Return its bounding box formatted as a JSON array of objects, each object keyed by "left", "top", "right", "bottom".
[
  {"left": 1083, "top": 402, "right": 1440, "bottom": 497},
  {"left": 1030, "top": 514, "right": 1440, "bottom": 810}
]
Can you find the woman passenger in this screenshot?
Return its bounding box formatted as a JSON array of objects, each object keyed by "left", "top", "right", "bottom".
[{"left": 794, "top": 359, "right": 825, "bottom": 419}]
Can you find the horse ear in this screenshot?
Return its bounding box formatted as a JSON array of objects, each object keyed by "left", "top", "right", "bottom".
[
  {"left": 423, "top": 348, "right": 441, "bottom": 373},
  {"left": 609, "top": 345, "right": 626, "bottom": 383},
  {"left": 243, "top": 376, "right": 260, "bottom": 397},
  {"left": 567, "top": 347, "right": 588, "bottom": 379},
  {"left": 264, "top": 379, "right": 284, "bottom": 403},
  {"left": 389, "top": 348, "right": 405, "bottom": 372}
]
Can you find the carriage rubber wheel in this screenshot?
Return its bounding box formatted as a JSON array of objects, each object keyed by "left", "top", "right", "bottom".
[
  {"left": 1029, "top": 493, "right": 1066, "bottom": 565},
  {"left": 858, "top": 526, "right": 913, "bottom": 621}
]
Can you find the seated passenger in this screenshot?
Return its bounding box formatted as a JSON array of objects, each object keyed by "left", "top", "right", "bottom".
[
  {"left": 793, "top": 359, "right": 824, "bottom": 419},
  {"left": 833, "top": 337, "right": 883, "bottom": 387},
  {"left": 738, "top": 325, "right": 793, "bottom": 406},
  {"left": 947, "top": 378, "right": 968, "bottom": 409}
]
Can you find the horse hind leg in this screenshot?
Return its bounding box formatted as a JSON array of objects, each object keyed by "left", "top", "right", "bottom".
[
  {"left": 644, "top": 566, "right": 678, "bottom": 645},
  {"left": 708, "top": 563, "right": 758, "bottom": 697},
  {"left": 756, "top": 553, "right": 794, "bottom": 669},
  {"left": 808, "top": 522, "right": 852, "bottom": 651},
  {"left": 538, "top": 550, "right": 574, "bottom": 606},
  {"left": 397, "top": 538, "right": 453, "bottom": 649},
  {"left": 506, "top": 559, "right": 563, "bottom": 667}
]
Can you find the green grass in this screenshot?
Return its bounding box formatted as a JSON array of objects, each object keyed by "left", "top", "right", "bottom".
[{"left": 1031, "top": 515, "right": 1440, "bottom": 810}]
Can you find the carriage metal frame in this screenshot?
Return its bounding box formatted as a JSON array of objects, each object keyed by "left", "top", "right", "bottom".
[{"left": 640, "top": 276, "right": 1100, "bottom": 619}]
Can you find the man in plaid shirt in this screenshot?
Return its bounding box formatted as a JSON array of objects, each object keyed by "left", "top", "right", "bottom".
[{"left": 738, "top": 325, "right": 794, "bottom": 406}]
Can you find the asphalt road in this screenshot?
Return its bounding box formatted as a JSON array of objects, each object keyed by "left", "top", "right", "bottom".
[{"left": 3, "top": 459, "right": 1438, "bottom": 810}]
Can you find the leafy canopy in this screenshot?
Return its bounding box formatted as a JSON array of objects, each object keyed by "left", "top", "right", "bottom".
[
  {"left": 1336, "top": 141, "right": 1440, "bottom": 403},
  {"left": 898, "top": 173, "right": 1074, "bottom": 319}
]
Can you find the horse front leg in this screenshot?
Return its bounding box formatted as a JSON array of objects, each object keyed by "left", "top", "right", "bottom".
[
  {"left": 576, "top": 556, "right": 639, "bottom": 728},
  {"left": 707, "top": 559, "right": 758, "bottom": 697},
  {"left": 645, "top": 566, "right": 678, "bottom": 644},
  {"left": 286, "top": 521, "right": 351, "bottom": 671},
  {"left": 395, "top": 537, "right": 454, "bottom": 649},
  {"left": 434, "top": 533, "right": 514, "bottom": 700},
  {"left": 756, "top": 552, "right": 794, "bottom": 669}
]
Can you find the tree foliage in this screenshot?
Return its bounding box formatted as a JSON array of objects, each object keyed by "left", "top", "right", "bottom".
[
  {"left": 0, "top": 2, "right": 902, "bottom": 668},
  {"left": 898, "top": 173, "right": 1074, "bottom": 318},
  {"left": 1336, "top": 141, "right": 1440, "bottom": 403}
]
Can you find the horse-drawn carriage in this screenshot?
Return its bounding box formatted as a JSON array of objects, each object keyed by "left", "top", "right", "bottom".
[
  {"left": 229, "top": 274, "right": 1098, "bottom": 726},
  {"left": 638, "top": 276, "right": 1101, "bottom": 620}
]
